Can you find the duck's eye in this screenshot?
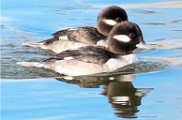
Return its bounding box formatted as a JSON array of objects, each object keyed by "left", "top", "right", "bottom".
[
  {"left": 116, "top": 17, "right": 121, "bottom": 22},
  {"left": 129, "top": 33, "right": 136, "bottom": 38}
]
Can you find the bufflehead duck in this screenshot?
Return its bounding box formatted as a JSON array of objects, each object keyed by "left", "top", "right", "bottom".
[
  {"left": 22, "top": 6, "right": 128, "bottom": 53},
  {"left": 17, "top": 21, "right": 145, "bottom": 76}
]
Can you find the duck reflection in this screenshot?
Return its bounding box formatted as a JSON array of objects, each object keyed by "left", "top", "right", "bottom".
[{"left": 56, "top": 74, "right": 153, "bottom": 118}]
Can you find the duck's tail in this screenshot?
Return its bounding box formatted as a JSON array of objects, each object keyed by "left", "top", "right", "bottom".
[
  {"left": 16, "top": 62, "right": 44, "bottom": 68},
  {"left": 21, "top": 42, "right": 43, "bottom": 48}
]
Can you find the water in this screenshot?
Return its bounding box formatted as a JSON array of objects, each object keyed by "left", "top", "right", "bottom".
[{"left": 1, "top": 0, "right": 182, "bottom": 119}]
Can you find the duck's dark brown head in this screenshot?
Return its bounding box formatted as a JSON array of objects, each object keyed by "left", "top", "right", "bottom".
[
  {"left": 97, "top": 6, "right": 128, "bottom": 36},
  {"left": 107, "top": 21, "right": 145, "bottom": 55}
]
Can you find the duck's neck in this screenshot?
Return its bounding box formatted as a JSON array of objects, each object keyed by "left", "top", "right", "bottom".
[{"left": 107, "top": 43, "right": 131, "bottom": 55}]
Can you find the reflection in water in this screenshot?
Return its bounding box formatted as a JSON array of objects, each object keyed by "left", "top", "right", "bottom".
[
  {"left": 102, "top": 80, "right": 152, "bottom": 118},
  {"left": 56, "top": 74, "right": 153, "bottom": 118}
]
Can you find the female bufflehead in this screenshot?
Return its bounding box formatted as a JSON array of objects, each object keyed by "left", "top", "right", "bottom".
[
  {"left": 22, "top": 6, "right": 128, "bottom": 53},
  {"left": 17, "top": 21, "right": 145, "bottom": 76}
]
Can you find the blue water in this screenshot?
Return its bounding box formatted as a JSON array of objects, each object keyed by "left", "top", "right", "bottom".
[{"left": 1, "top": 0, "right": 182, "bottom": 120}]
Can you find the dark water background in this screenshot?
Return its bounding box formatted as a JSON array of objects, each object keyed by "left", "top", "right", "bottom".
[{"left": 1, "top": 0, "right": 182, "bottom": 119}]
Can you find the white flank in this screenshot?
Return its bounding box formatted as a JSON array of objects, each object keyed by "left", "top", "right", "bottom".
[
  {"left": 59, "top": 35, "right": 68, "bottom": 40},
  {"left": 55, "top": 57, "right": 73, "bottom": 64},
  {"left": 63, "top": 57, "right": 74, "bottom": 60},
  {"left": 113, "top": 35, "right": 131, "bottom": 43},
  {"left": 105, "top": 54, "right": 137, "bottom": 72},
  {"left": 102, "top": 19, "right": 117, "bottom": 26},
  {"left": 55, "top": 60, "right": 65, "bottom": 63},
  {"left": 96, "top": 39, "right": 107, "bottom": 47},
  {"left": 64, "top": 76, "right": 74, "bottom": 80},
  {"left": 109, "top": 77, "right": 115, "bottom": 80}
]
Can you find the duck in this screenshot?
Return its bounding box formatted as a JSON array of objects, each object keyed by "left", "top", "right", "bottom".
[
  {"left": 22, "top": 6, "right": 128, "bottom": 53},
  {"left": 17, "top": 21, "right": 146, "bottom": 76}
]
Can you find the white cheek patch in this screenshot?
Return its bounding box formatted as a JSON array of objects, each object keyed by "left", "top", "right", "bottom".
[
  {"left": 102, "top": 19, "right": 117, "bottom": 26},
  {"left": 113, "top": 35, "right": 131, "bottom": 43}
]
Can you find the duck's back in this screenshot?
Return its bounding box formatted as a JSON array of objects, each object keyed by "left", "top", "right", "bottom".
[{"left": 53, "top": 27, "right": 106, "bottom": 45}]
